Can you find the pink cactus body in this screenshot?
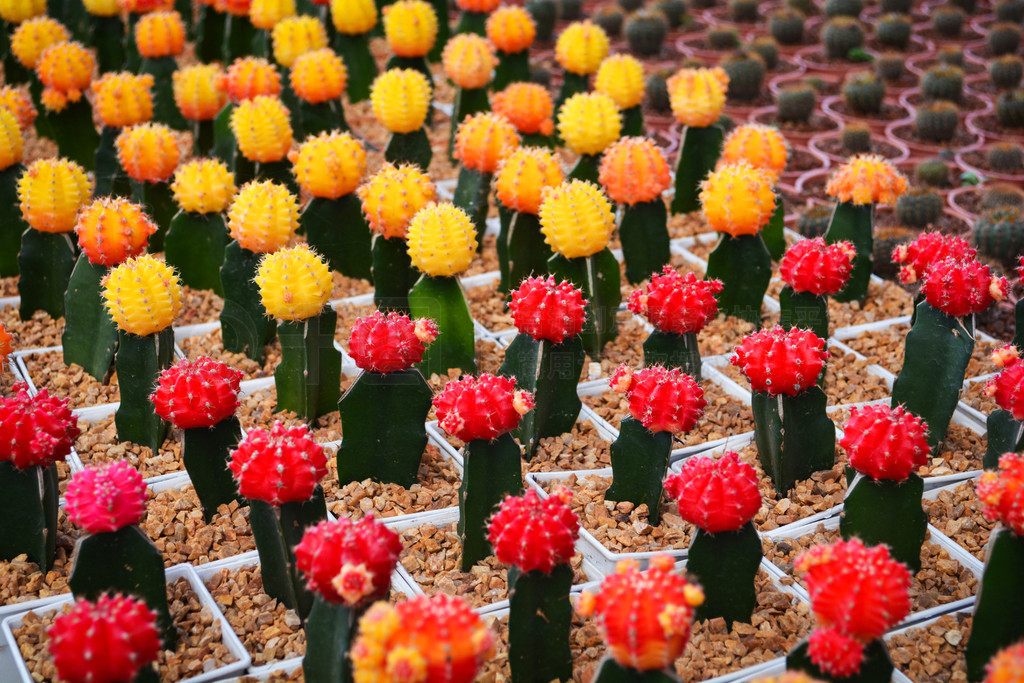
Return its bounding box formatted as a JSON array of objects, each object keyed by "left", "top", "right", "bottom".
[
  {"left": 487, "top": 487, "right": 580, "bottom": 573},
  {"left": 294, "top": 516, "right": 402, "bottom": 606},
  {"left": 433, "top": 374, "right": 534, "bottom": 442},
  {"left": 49, "top": 594, "right": 161, "bottom": 683},
  {"left": 228, "top": 422, "right": 328, "bottom": 505},
  {"left": 0, "top": 383, "right": 79, "bottom": 470},
  {"left": 66, "top": 461, "right": 148, "bottom": 534},
  {"left": 348, "top": 311, "right": 439, "bottom": 373},
  {"left": 779, "top": 238, "right": 854, "bottom": 297},
  {"left": 986, "top": 346, "right": 1024, "bottom": 421},
  {"left": 576, "top": 555, "right": 704, "bottom": 671},
  {"left": 150, "top": 356, "right": 242, "bottom": 429},
  {"left": 840, "top": 404, "right": 930, "bottom": 481},
  {"left": 627, "top": 267, "right": 722, "bottom": 335},
  {"left": 731, "top": 326, "right": 829, "bottom": 396},
  {"left": 892, "top": 232, "right": 976, "bottom": 285},
  {"left": 922, "top": 257, "right": 1008, "bottom": 318},
  {"left": 797, "top": 538, "right": 912, "bottom": 677},
  {"left": 663, "top": 451, "right": 762, "bottom": 533},
  {"left": 976, "top": 452, "right": 1024, "bottom": 537},
  {"left": 508, "top": 276, "right": 587, "bottom": 344},
  {"left": 609, "top": 365, "right": 706, "bottom": 433}
]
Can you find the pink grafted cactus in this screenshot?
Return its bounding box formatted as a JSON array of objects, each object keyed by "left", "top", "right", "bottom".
[
  {"left": 487, "top": 487, "right": 580, "bottom": 573},
  {"left": 228, "top": 422, "right": 328, "bottom": 505},
  {"left": 508, "top": 276, "right": 587, "bottom": 344},
  {"left": 347, "top": 311, "right": 439, "bottom": 373},
  {"left": 922, "top": 258, "right": 1008, "bottom": 318},
  {"left": 663, "top": 452, "right": 762, "bottom": 533},
  {"left": 840, "top": 404, "right": 931, "bottom": 481},
  {"left": 779, "top": 238, "right": 855, "bottom": 297},
  {"left": 609, "top": 365, "right": 706, "bottom": 433},
  {"left": 732, "top": 326, "right": 829, "bottom": 396},
  {"left": 433, "top": 374, "right": 534, "bottom": 442},
  {"left": 627, "top": 267, "right": 722, "bottom": 335},
  {"left": 892, "top": 232, "right": 976, "bottom": 285},
  {"left": 65, "top": 461, "right": 148, "bottom": 534},
  {"left": 986, "top": 345, "right": 1024, "bottom": 421},
  {"left": 0, "top": 384, "right": 80, "bottom": 470},
  {"left": 150, "top": 356, "right": 243, "bottom": 429}
]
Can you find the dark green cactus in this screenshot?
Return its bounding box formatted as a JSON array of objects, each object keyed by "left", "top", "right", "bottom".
[
  {"left": 721, "top": 49, "right": 767, "bottom": 101},
  {"left": 645, "top": 72, "right": 672, "bottom": 112},
  {"left": 770, "top": 8, "right": 806, "bottom": 45},
  {"left": 933, "top": 5, "right": 965, "bottom": 37},
  {"left": 593, "top": 5, "right": 624, "bottom": 37},
  {"left": 989, "top": 22, "right": 1022, "bottom": 57},
  {"left": 672, "top": 121, "right": 725, "bottom": 216},
  {"left": 385, "top": 129, "right": 432, "bottom": 172},
  {"left": 914, "top": 100, "right": 960, "bottom": 142},
  {"left": 548, "top": 249, "right": 621, "bottom": 357},
  {"left": 165, "top": 211, "right": 230, "bottom": 295},
  {"left": 619, "top": 199, "right": 671, "bottom": 285},
  {"left": 922, "top": 65, "right": 964, "bottom": 102},
  {"left": 526, "top": 0, "right": 557, "bottom": 42},
  {"left": 617, "top": 0, "right": 642, "bottom": 11},
  {"left": 730, "top": 0, "right": 759, "bottom": 22},
  {"left": 531, "top": 65, "right": 552, "bottom": 87},
  {"left": 178, "top": 417, "right": 245, "bottom": 523},
  {"left": 275, "top": 310, "right": 343, "bottom": 421},
  {"left": 824, "top": 0, "right": 862, "bottom": 17},
  {"left": 988, "top": 142, "right": 1024, "bottom": 172},
  {"left": 62, "top": 256, "right": 118, "bottom": 381},
  {"left": 787, "top": 0, "right": 815, "bottom": 14},
  {"left": 840, "top": 123, "right": 872, "bottom": 153},
  {"left": 507, "top": 565, "right": 574, "bottom": 683},
  {"left": 653, "top": 0, "right": 687, "bottom": 28},
  {"left": 686, "top": 522, "right": 761, "bottom": 627},
  {"left": 0, "top": 163, "right": 24, "bottom": 277},
  {"left": 975, "top": 207, "right": 1024, "bottom": 269},
  {"left": 981, "top": 183, "right": 1024, "bottom": 210},
  {"left": 750, "top": 36, "right": 780, "bottom": 70},
  {"left": 409, "top": 275, "right": 477, "bottom": 377},
  {"left": 459, "top": 433, "right": 524, "bottom": 569},
  {"left": 301, "top": 195, "right": 373, "bottom": 283},
  {"left": 880, "top": 0, "right": 912, "bottom": 12},
  {"left": 0, "top": 461, "right": 59, "bottom": 572},
  {"left": 625, "top": 10, "right": 669, "bottom": 57},
  {"left": 952, "top": 0, "right": 978, "bottom": 11},
  {"left": 606, "top": 417, "right": 674, "bottom": 525},
  {"left": 965, "top": 529, "right": 1024, "bottom": 682},
  {"left": 916, "top": 158, "right": 952, "bottom": 187},
  {"left": 895, "top": 187, "right": 944, "bottom": 228},
  {"left": 985, "top": 409, "right": 1024, "bottom": 469},
  {"left": 221, "top": 241, "right": 278, "bottom": 361},
  {"left": 17, "top": 229, "right": 77, "bottom": 322},
  {"left": 797, "top": 205, "right": 832, "bottom": 238},
  {"left": 874, "top": 52, "right": 906, "bottom": 83},
  {"left": 777, "top": 83, "right": 816, "bottom": 123},
  {"left": 559, "top": 0, "right": 583, "bottom": 20},
  {"left": 706, "top": 233, "right": 772, "bottom": 325},
  {"left": 822, "top": 17, "right": 865, "bottom": 59},
  {"left": 114, "top": 328, "right": 175, "bottom": 452},
  {"left": 825, "top": 201, "right": 874, "bottom": 304},
  {"left": 840, "top": 472, "right": 927, "bottom": 572},
  {"left": 990, "top": 55, "right": 1024, "bottom": 91},
  {"left": 499, "top": 210, "right": 554, "bottom": 294},
  {"left": 843, "top": 71, "right": 885, "bottom": 114},
  {"left": 997, "top": 88, "right": 1024, "bottom": 128},
  {"left": 752, "top": 386, "right": 836, "bottom": 495},
  {"left": 997, "top": 0, "right": 1024, "bottom": 21},
  {"left": 708, "top": 27, "right": 742, "bottom": 51},
  {"left": 876, "top": 13, "right": 912, "bottom": 49}
]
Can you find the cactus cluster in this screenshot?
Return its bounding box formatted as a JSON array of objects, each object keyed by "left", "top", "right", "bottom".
[{"left": 895, "top": 187, "right": 944, "bottom": 228}]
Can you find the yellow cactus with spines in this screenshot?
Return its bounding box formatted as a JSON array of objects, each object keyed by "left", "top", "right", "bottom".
[
  {"left": 249, "top": 0, "right": 294, "bottom": 30},
  {"left": 115, "top": 122, "right": 181, "bottom": 183},
  {"left": 11, "top": 17, "right": 68, "bottom": 69},
  {"left": 442, "top": 33, "right": 496, "bottom": 90},
  {"left": 135, "top": 10, "right": 185, "bottom": 58},
  {"left": 383, "top": 0, "right": 437, "bottom": 58},
  {"left": 455, "top": 112, "right": 520, "bottom": 175},
  {"left": 290, "top": 131, "right": 366, "bottom": 199},
  {"left": 255, "top": 244, "right": 332, "bottom": 320},
  {"left": 719, "top": 123, "right": 789, "bottom": 183},
  {"left": 227, "top": 179, "right": 299, "bottom": 253},
  {"left": 218, "top": 57, "right": 282, "bottom": 104},
  {"left": 495, "top": 146, "right": 564, "bottom": 215},
  {"left": 75, "top": 197, "right": 157, "bottom": 266},
  {"left": 558, "top": 91, "right": 622, "bottom": 157},
  {"left": 173, "top": 64, "right": 227, "bottom": 121},
  {"left": 18, "top": 158, "right": 91, "bottom": 233},
  {"left": 538, "top": 180, "right": 615, "bottom": 258},
  {"left": 406, "top": 202, "right": 478, "bottom": 277},
  {"left": 357, "top": 164, "right": 436, "bottom": 240},
  {"left": 486, "top": 5, "right": 534, "bottom": 54},
  {"left": 331, "top": 0, "right": 376, "bottom": 34},
  {"left": 171, "top": 159, "right": 236, "bottom": 214},
  {"left": 0, "top": 0, "right": 44, "bottom": 24},
  {"left": 230, "top": 95, "right": 293, "bottom": 163},
  {"left": 370, "top": 69, "right": 431, "bottom": 134},
  {"left": 555, "top": 21, "right": 609, "bottom": 76},
  {"left": 289, "top": 48, "right": 346, "bottom": 104},
  {"left": 271, "top": 15, "right": 327, "bottom": 68},
  {"left": 827, "top": 154, "right": 908, "bottom": 206},
  {"left": 102, "top": 255, "right": 183, "bottom": 336},
  {"left": 82, "top": 0, "right": 119, "bottom": 16},
  {"left": 0, "top": 87, "right": 36, "bottom": 131},
  {"left": 92, "top": 72, "right": 155, "bottom": 128},
  {"left": 595, "top": 54, "right": 645, "bottom": 111},
  {"left": 668, "top": 67, "right": 729, "bottom": 128},
  {"left": 699, "top": 161, "right": 777, "bottom": 237},
  {"left": 598, "top": 137, "right": 672, "bottom": 206},
  {"left": 36, "top": 41, "right": 94, "bottom": 110},
  {"left": 0, "top": 109, "right": 24, "bottom": 171}
]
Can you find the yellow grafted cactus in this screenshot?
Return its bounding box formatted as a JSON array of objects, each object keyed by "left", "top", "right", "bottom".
[
  {"left": 36, "top": 41, "right": 94, "bottom": 113},
  {"left": 102, "top": 255, "right": 183, "bottom": 336},
  {"left": 0, "top": 86, "right": 36, "bottom": 131},
  {"left": 719, "top": 123, "right": 789, "bottom": 183},
  {"left": 230, "top": 95, "right": 293, "bottom": 163},
  {"left": 0, "top": 0, "right": 44, "bottom": 25},
  {"left": 454, "top": 0, "right": 499, "bottom": 10},
  {"left": 370, "top": 69, "right": 431, "bottom": 134},
  {"left": 595, "top": 54, "right": 645, "bottom": 111},
  {"left": 271, "top": 15, "right": 327, "bottom": 68},
  {"left": 171, "top": 159, "right": 237, "bottom": 213},
  {"left": 668, "top": 67, "right": 729, "bottom": 128},
  {"left": 598, "top": 137, "right": 671, "bottom": 206},
  {"left": 82, "top": 0, "right": 120, "bottom": 17},
  {"left": 406, "top": 202, "right": 478, "bottom": 277},
  {"left": 135, "top": 10, "right": 185, "bottom": 58},
  {"left": 455, "top": 112, "right": 520, "bottom": 175},
  {"left": 255, "top": 244, "right": 332, "bottom": 320},
  {"left": 173, "top": 64, "right": 227, "bottom": 121},
  {"left": 486, "top": 5, "right": 535, "bottom": 54},
  {"left": 227, "top": 179, "right": 299, "bottom": 252},
  {"left": 555, "top": 21, "right": 609, "bottom": 76},
  {"left": 538, "top": 180, "right": 615, "bottom": 258},
  {"left": 331, "top": 0, "right": 376, "bottom": 35},
  {"left": 557, "top": 91, "right": 622, "bottom": 157},
  {"left": 0, "top": 109, "right": 24, "bottom": 171},
  {"left": 218, "top": 57, "right": 282, "bottom": 104},
  {"left": 11, "top": 17, "right": 68, "bottom": 69},
  {"left": 289, "top": 131, "right": 366, "bottom": 199},
  {"left": 442, "top": 33, "right": 496, "bottom": 90},
  {"left": 17, "top": 158, "right": 91, "bottom": 233},
  {"left": 115, "top": 122, "right": 181, "bottom": 183},
  {"left": 826, "top": 154, "right": 908, "bottom": 206},
  {"left": 492, "top": 83, "right": 554, "bottom": 136},
  {"left": 383, "top": 0, "right": 437, "bottom": 58},
  {"left": 495, "top": 146, "right": 564, "bottom": 215},
  {"left": 92, "top": 72, "right": 155, "bottom": 128},
  {"left": 75, "top": 197, "right": 158, "bottom": 266},
  {"left": 357, "top": 163, "right": 436, "bottom": 240},
  {"left": 699, "top": 161, "right": 777, "bottom": 237},
  {"left": 289, "top": 48, "right": 346, "bottom": 104},
  {"left": 249, "top": 0, "right": 294, "bottom": 30}
]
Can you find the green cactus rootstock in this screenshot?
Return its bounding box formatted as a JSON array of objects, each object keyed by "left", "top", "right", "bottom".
[
  {"left": 409, "top": 275, "right": 477, "bottom": 378},
  {"left": 115, "top": 327, "right": 175, "bottom": 453},
  {"left": 371, "top": 235, "right": 417, "bottom": 314},
  {"left": 606, "top": 417, "right": 674, "bottom": 526},
  {"left": 779, "top": 286, "right": 830, "bottom": 342},
  {"left": 0, "top": 461, "right": 59, "bottom": 572},
  {"left": 194, "top": 4, "right": 225, "bottom": 63},
  {"left": 592, "top": 656, "right": 684, "bottom": 683},
  {"left": 275, "top": 309, "right": 343, "bottom": 421},
  {"left": 62, "top": 255, "right": 118, "bottom": 381},
  {"left": 132, "top": 181, "right": 176, "bottom": 253},
  {"left": 964, "top": 528, "right": 1024, "bottom": 682},
  {"left": 298, "top": 99, "right": 348, "bottom": 139},
  {"left": 556, "top": 72, "right": 591, "bottom": 117},
  {"left": 548, "top": 249, "right": 621, "bottom": 358},
  {"left": 334, "top": 32, "right": 377, "bottom": 103},
  {"left": 385, "top": 128, "right": 433, "bottom": 172},
  {"left": 493, "top": 49, "right": 531, "bottom": 91},
  {"left": 751, "top": 388, "right": 836, "bottom": 496},
  {"left": 301, "top": 194, "right": 373, "bottom": 283},
  {"left": 839, "top": 472, "right": 927, "bottom": 573},
  {"left": 672, "top": 124, "right": 723, "bottom": 215},
  {"left": 224, "top": 14, "right": 258, "bottom": 62},
  {"left": 48, "top": 98, "right": 99, "bottom": 172},
  {"left": 183, "top": 418, "right": 244, "bottom": 523},
  {"left": 705, "top": 233, "right": 772, "bottom": 327},
  {"left": 762, "top": 196, "right": 786, "bottom": 262},
  {"left": 213, "top": 103, "right": 239, "bottom": 170},
  {"left": 825, "top": 201, "right": 874, "bottom": 304},
  {"left": 0, "top": 163, "right": 26, "bottom": 277},
  {"left": 458, "top": 432, "right": 524, "bottom": 570},
  {"left": 787, "top": 638, "right": 894, "bottom": 683},
  {"left": 685, "top": 522, "right": 761, "bottom": 627},
  {"left": 619, "top": 199, "right": 670, "bottom": 286},
  {"left": 303, "top": 598, "right": 364, "bottom": 683},
  {"left": 17, "top": 229, "right": 76, "bottom": 322},
  {"left": 643, "top": 330, "right": 701, "bottom": 381},
  {"left": 508, "top": 564, "right": 574, "bottom": 683},
  {"left": 500, "top": 210, "right": 553, "bottom": 294},
  {"left": 220, "top": 240, "right": 278, "bottom": 362},
  {"left": 568, "top": 153, "right": 602, "bottom": 185},
  {"left": 141, "top": 56, "right": 188, "bottom": 131},
  {"left": 165, "top": 211, "right": 230, "bottom": 295},
  {"left": 453, "top": 166, "right": 492, "bottom": 252},
  {"left": 449, "top": 87, "right": 489, "bottom": 161},
  {"left": 94, "top": 126, "right": 132, "bottom": 198},
  {"left": 986, "top": 410, "right": 1024, "bottom": 469}
]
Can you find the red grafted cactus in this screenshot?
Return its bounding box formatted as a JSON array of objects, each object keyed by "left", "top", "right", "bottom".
[
  {"left": 433, "top": 374, "right": 534, "bottom": 442},
  {"left": 627, "top": 267, "right": 722, "bottom": 335},
  {"left": 977, "top": 452, "right": 1024, "bottom": 537},
  {"left": 229, "top": 422, "right": 328, "bottom": 505},
  {"left": 609, "top": 365, "right": 706, "bottom": 433},
  {"left": 892, "top": 232, "right": 976, "bottom": 285},
  {"left": 779, "top": 238, "right": 855, "bottom": 297},
  {"left": 663, "top": 451, "right": 762, "bottom": 533},
  {"left": 487, "top": 487, "right": 579, "bottom": 573},
  {"left": 347, "top": 311, "right": 439, "bottom": 373},
  {"left": 150, "top": 356, "right": 243, "bottom": 429},
  {"left": 840, "top": 404, "right": 931, "bottom": 481},
  {"left": 986, "top": 346, "right": 1024, "bottom": 421},
  {"left": 732, "top": 327, "right": 829, "bottom": 396},
  {"left": 508, "top": 276, "right": 587, "bottom": 344},
  {"left": 48, "top": 594, "right": 161, "bottom": 683},
  {"left": 66, "top": 461, "right": 148, "bottom": 534},
  {"left": 985, "top": 641, "right": 1024, "bottom": 683},
  {"left": 797, "top": 538, "right": 912, "bottom": 678},
  {"left": 922, "top": 257, "right": 1009, "bottom": 318},
  {"left": 0, "top": 384, "right": 80, "bottom": 470},
  {"left": 576, "top": 555, "right": 704, "bottom": 671},
  {"left": 294, "top": 516, "right": 402, "bottom": 606}
]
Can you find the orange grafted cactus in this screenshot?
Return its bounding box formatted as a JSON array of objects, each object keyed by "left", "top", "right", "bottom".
[
  {"left": 356, "top": 164, "right": 435, "bottom": 240},
  {"left": 492, "top": 82, "right": 554, "bottom": 136},
  {"left": 289, "top": 48, "right": 346, "bottom": 104},
  {"left": 115, "top": 122, "right": 181, "bottom": 183},
  {"left": 134, "top": 10, "right": 185, "bottom": 58},
  {"left": 289, "top": 131, "right": 366, "bottom": 199},
  {"left": 217, "top": 57, "right": 282, "bottom": 104},
  {"left": 454, "top": 112, "right": 521, "bottom": 175},
  {"left": 667, "top": 67, "right": 729, "bottom": 127},
  {"left": 599, "top": 136, "right": 672, "bottom": 206},
  {"left": 92, "top": 72, "right": 155, "bottom": 129},
  {"left": 0, "top": 86, "right": 37, "bottom": 131},
  {"left": 36, "top": 41, "right": 94, "bottom": 113},
  {"left": 271, "top": 15, "right": 327, "bottom": 68},
  {"left": 826, "top": 154, "right": 908, "bottom": 205},
  {"left": 173, "top": 64, "right": 227, "bottom": 121},
  {"left": 495, "top": 147, "right": 563, "bottom": 215},
  {"left": 442, "top": 33, "right": 496, "bottom": 90},
  {"left": 74, "top": 197, "right": 158, "bottom": 266},
  {"left": 486, "top": 5, "right": 534, "bottom": 54}
]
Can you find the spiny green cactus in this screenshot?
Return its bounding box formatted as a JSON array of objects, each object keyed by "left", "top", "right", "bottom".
[
  {"left": 997, "top": 89, "right": 1024, "bottom": 128},
  {"left": 937, "top": 46, "right": 965, "bottom": 67},
  {"left": 876, "top": 13, "right": 912, "bottom": 50},
  {"left": 991, "top": 55, "right": 1024, "bottom": 91},
  {"left": 721, "top": 49, "right": 767, "bottom": 101},
  {"left": 770, "top": 8, "right": 806, "bottom": 45},
  {"left": 916, "top": 158, "right": 952, "bottom": 187},
  {"left": 989, "top": 22, "right": 1023, "bottom": 57},
  {"left": 933, "top": 5, "right": 965, "bottom": 37},
  {"left": 914, "top": 100, "right": 960, "bottom": 142},
  {"left": 895, "top": 187, "right": 944, "bottom": 228},
  {"left": 654, "top": 0, "right": 687, "bottom": 27},
  {"left": 824, "top": 0, "right": 862, "bottom": 16},
  {"left": 880, "top": 0, "right": 912, "bottom": 12},
  {"left": 982, "top": 183, "right": 1024, "bottom": 210},
  {"left": 843, "top": 71, "right": 885, "bottom": 114},
  {"left": 750, "top": 36, "right": 780, "bottom": 70},
  {"left": 975, "top": 206, "right": 1024, "bottom": 269},
  {"left": 922, "top": 65, "right": 965, "bottom": 102},
  {"left": 989, "top": 143, "right": 1024, "bottom": 172},
  {"left": 526, "top": 0, "right": 558, "bottom": 41},
  {"left": 875, "top": 52, "right": 906, "bottom": 82},
  {"left": 841, "top": 123, "right": 872, "bottom": 153},
  {"left": 617, "top": 0, "right": 643, "bottom": 11},
  {"left": 645, "top": 72, "right": 672, "bottom": 113},
  {"left": 996, "top": 0, "right": 1024, "bottom": 22},
  {"left": 777, "top": 82, "right": 817, "bottom": 123},
  {"left": 709, "top": 27, "right": 742, "bottom": 50},
  {"left": 823, "top": 17, "right": 866, "bottom": 59},
  {"left": 559, "top": 0, "right": 583, "bottom": 20},
  {"left": 593, "top": 5, "right": 625, "bottom": 37},
  {"left": 625, "top": 9, "right": 669, "bottom": 57},
  {"left": 730, "top": 0, "right": 760, "bottom": 22},
  {"left": 797, "top": 205, "right": 832, "bottom": 238}
]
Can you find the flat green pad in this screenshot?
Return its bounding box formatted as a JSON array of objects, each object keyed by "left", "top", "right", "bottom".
[
  {"left": 508, "top": 565, "right": 573, "bottom": 683},
  {"left": 114, "top": 327, "right": 175, "bottom": 452},
  {"left": 825, "top": 201, "right": 874, "bottom": 304},
  {"left": 706, "top": 233, "right": 772, "bottom": 327},
  {"left": 0, "top": 462, "right": 58, "bottom": 572},
  {"left": 276, "top": 310, "right": 343, "bottom": 421},
  {"left": 687, "top": 522, "right": 761, "bottom": 626},
  {"left": 18, "top": 229, "right": 76, "bottom": 322},
  {"left": 620, "top": 199, "right": 670, "bottom": 285}
]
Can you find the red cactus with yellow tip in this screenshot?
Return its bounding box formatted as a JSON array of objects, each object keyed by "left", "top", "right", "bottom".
[
  {"left": 922, "top": 257, "right": 1008, "bottom": 319},
  {"left": 347, "top": 311, "right": 438, "bottom": 373}
]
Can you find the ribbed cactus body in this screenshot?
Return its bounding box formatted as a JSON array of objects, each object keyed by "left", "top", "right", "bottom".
[
  {"left": 895, "top": 187, "right": 943, "bottom": 228},
  {"left": 822, "top": 17, "right": 864, "bottom": 58},
  {"left": 975, "top": 207, "right": 1024, "bottom": 269},
  {"left": 721, "top": 49, "right": 765, "bottom": 102},
  {"left": 842, "top": 72, "right": 884, "bottom": 114},
  {"left": 776, "top": 84, "right": 815, "bottom": 123},
  {"left": 997, "top": 89, "right": 1024, "bottom": 128},
  {"left": 624, "top": 9, "right": 667, "bottom": 56}
]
